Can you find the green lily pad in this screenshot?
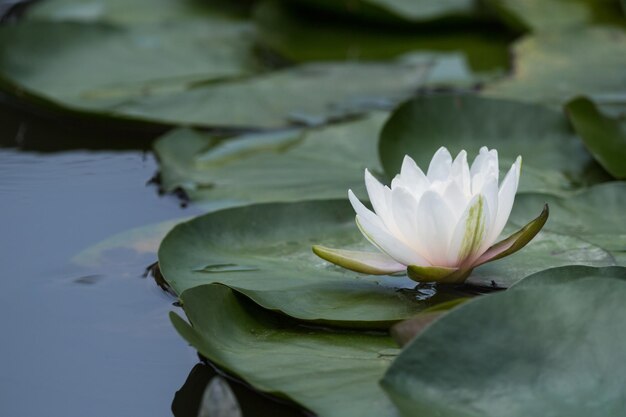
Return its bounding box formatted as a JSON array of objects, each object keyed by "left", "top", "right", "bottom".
[
  {"left": 154, "top": 114, "right": 385, "bottom": 204},
  {"left": 483, "top": 0, "right": 625, "bottom": 32},
  {"left": 113, "top": 57, "right": 476, "bottom": 128},
  {"left": 379, "top": 95, "right": 604, "bottom": 195},
  {"left": 566, "top": 96, "right": 626, "bottom": 179},
  {"left": 382, "top": 278, "right": 626, "bottom": 417},
  {"left": 509, "top": 182, "right": 626, "bottom": 253},
  {"left": 0, "top": 29, "right": 475, "bottom": 128},
  {"left": 159, "top": 199, "right": 467, "bottom": 328},
  {"left": 468, "top": 227, "right": 615, "bottom": 287},
  {"left": 0, "top": 19, "right": 257, "bottom": 111},
  {"left": 171, "top": 284, "right": 400, "bottom": 417},
  {"left": 158, "top": 199, "right": 612, "bottom": 325},
  {"left": 484, "top": 28, "right": 626, "bottom": 106},
  {"left": 24, "top": 0, "right": 230, "bottom": 24},
  {"left": 513, "top": 265, "right": 626, "bottom": 288},
  {"left": 254, "top": 0, "right": 512, "bottom": 74}
]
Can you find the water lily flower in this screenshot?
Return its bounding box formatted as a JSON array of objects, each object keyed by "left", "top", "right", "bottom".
[{"left": 313, "top": 147, "right": 548, "bottom": 284}]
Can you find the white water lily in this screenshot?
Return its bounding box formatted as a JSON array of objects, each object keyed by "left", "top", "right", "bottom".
[{"left": 313, "top": 147, "right": 548, "bottom": 284}]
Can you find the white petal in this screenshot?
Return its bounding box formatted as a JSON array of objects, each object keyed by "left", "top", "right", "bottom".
[
  {"left": 450, "top": 150, "right": 471, "bottom": 197},
  {"left": 364, "top": 169, "right": 397, "bottom": 233},
  {"left": 475, "top": 177, "right": 499, "bottom": 254},
  {"left": 470, "top": 147, "right": 499, "bottom": 191},
  {"left": 427, "top": 147, "right": 452, "bottom": 182},
  {"left": 487, "top": 156, "right": 522, "bottom": 244},
  {"left": 390, "top": 186, "right": 429, "bottom": 255},
  {"left": 416, "top": 190, "right": 456, "bottom": 266},
  {"left": 356, "top": 214, "right": 429, "bottom": 267},
  {"left": 348, "top": 189, "right": 383, "bottom": 228},
  {"left": 442, "top": 180, "right": 468, "bottom": 221},
  {"left": 392, "top": 155, "right": 429, "bottom": 197},
  {"left": 447, "top": 194, "right": 490, "bottom": 266}
]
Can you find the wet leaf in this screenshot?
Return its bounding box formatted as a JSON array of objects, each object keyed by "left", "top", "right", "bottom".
[
  {"left": 171, "top": 284, "right": 400, "bottom": 417},
  {"left": 484, "top": 28, "right": 626, "bottom": 106},
  {"left": 483, "top": 0, "right": 625, "bottom": 32},
  {"left": 158, "top": 200, "right": 612, "bottom": 326},
  {"left": 254, "top": 0, "right": 511, "bottom": 74},
  {"left": 509, "top": 182, "right": 626, "bottom": 253},
  {"left": 154, "top": 114, "right": 385, "bottom": 204},
  {"left": 513, "top": 265, "right": 626, "bottom": 288},
  {"left": 379, "top": 95, "right": 603, "bottom": 195},
  {"left": 0, "top": 19, "right": 257, "bottom": 110},
  {"left": 382, "top": 278, "right": 626, "bottom": 417},
  {"left": 566, "top": 96, "right": 626, "bottom": 179},
  {"left": 159, "top": 200, "right": 465, "bottom": 328}
]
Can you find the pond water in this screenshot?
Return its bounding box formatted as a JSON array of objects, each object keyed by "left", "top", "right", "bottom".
[
  {"left": 0, "top": 81, "right": 311, "bottom": 417},
  {"left": 0, "top": 100, "right": 201, "bottom": 417}
]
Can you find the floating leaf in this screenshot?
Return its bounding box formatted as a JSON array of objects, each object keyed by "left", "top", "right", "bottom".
[
  {"left": 159, "top": 200, "right": 467, "bottom": 328},
  {"left": 513, "top": 265, "right": 626, "bottom": 289},
  {"left": 484, "top": 28, "right": 626, "bottom": 106},
  {"left": 154, "top": 114, "right": 385, "bottom": 204},
  {"left": 114, "top": 58, "right": 478, "bottom": 128},
  {"left": 379, "top": 95, "right": 604, "bottom": 195},
  {"left": 24, "top": 0, "right": 230, "bottom": 24},
  {"left": 254, "top": 0, "right": 511, "bottom": 74},
  {"left": 382, "top": 278, "right": 626, "bottom": 417},
  {"left": 158, "top": 200, "right": 612, "bottom": 325},
  {"left": 566, "top": 96, "right": 626, "bottom": 179},
  {"left": 509, "top": 182, "right": 626, "bottom": 254},
  {"left": 483, "top": 0, "right": 625, "bottom": 32},
  {"left": 171, "top": 284, "right": 400, "bottom": 417},
  {"left": 0, "top": 19, "right": 257, "bottom": 111}
]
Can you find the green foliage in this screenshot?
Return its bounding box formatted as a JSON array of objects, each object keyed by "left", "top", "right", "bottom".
[
  {"left": 171, "top": 284, "right": 400, "bottom": 417},
  {"left": 382, "top": 278, "right": 626, "bottom": 417},
  {"left": 3, "top": 0, "right": 626, "bottom": 414},
  {"left": 379, "top": 95, "right": 605, "bottom": 195}
]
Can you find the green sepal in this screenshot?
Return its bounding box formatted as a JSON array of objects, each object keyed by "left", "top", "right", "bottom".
[
  {"left": 474, "top": 204, "right": 549, "bottom": 267},
  {"left": 407, "top": 265, "right": 471, "bottom": 284},
  {"left": 312, "top": 245, "right": 405, "bottom": 275}
]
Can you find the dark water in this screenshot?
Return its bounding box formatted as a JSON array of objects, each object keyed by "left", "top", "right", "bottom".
[
  {"left": 0, "top": 99, "right": 203, "bottom": 417},
  {"left": 0, "top": 87, "right": 309, "bottom": 416}
]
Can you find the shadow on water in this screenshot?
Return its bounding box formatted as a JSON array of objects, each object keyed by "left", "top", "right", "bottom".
[{"left": 173, "top": 363, "right": 309, "bottom": 417}]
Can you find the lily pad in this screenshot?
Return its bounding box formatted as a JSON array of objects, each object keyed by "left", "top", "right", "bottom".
[
  {"left": 513, "top": 265, "right": 626, "bottom": 288},
  {"left": 254, "top": 0, "right": 512, "bottom": 74},
  {"left": 484, "top": 28, "right": 626, "bottom": 106},
  {"left": 382, "top": 278, "right": 626, "bottom": 417},
  {"left": 566, "top": 96, "right": 626, "bottom": 179},
  {"left": 483, "top": 0, "right": 625, "bottom": 32},
  {"left": 113, "top": 57, "right": 477, "bottom": 128},
  {"left": 158, "top": 199, "right": 612, "bottom": 325},
  {"left": 171, "top": 284, "right": 400, "bottom": 417},
  {"left": 509, "top": 182, "right": 626, "bottom": 253},
  {"left": 24, "top": 0, "right": 230, "bottom": 24},
  {"left": 0, "top": 19, "right": 257, "bottom": 111},
  {"left": 468, "top": 227, "right": 615, "bottom": 287},
  {"left": 379, "top": 95, "right": 603, "bottom": 195},
  {"left": 154, "top": 114, "right": 385, "bottom": 204},
  {"left": 159, "top": 199, "right": 467, "bottom": 328}
]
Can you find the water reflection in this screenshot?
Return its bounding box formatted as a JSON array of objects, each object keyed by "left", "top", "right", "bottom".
[
  {"left": 0, "top": 101, "right": 203, "bottom": 417},
  {"left": 173, "top": 363, "right": 309, "bottom": 417}
]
